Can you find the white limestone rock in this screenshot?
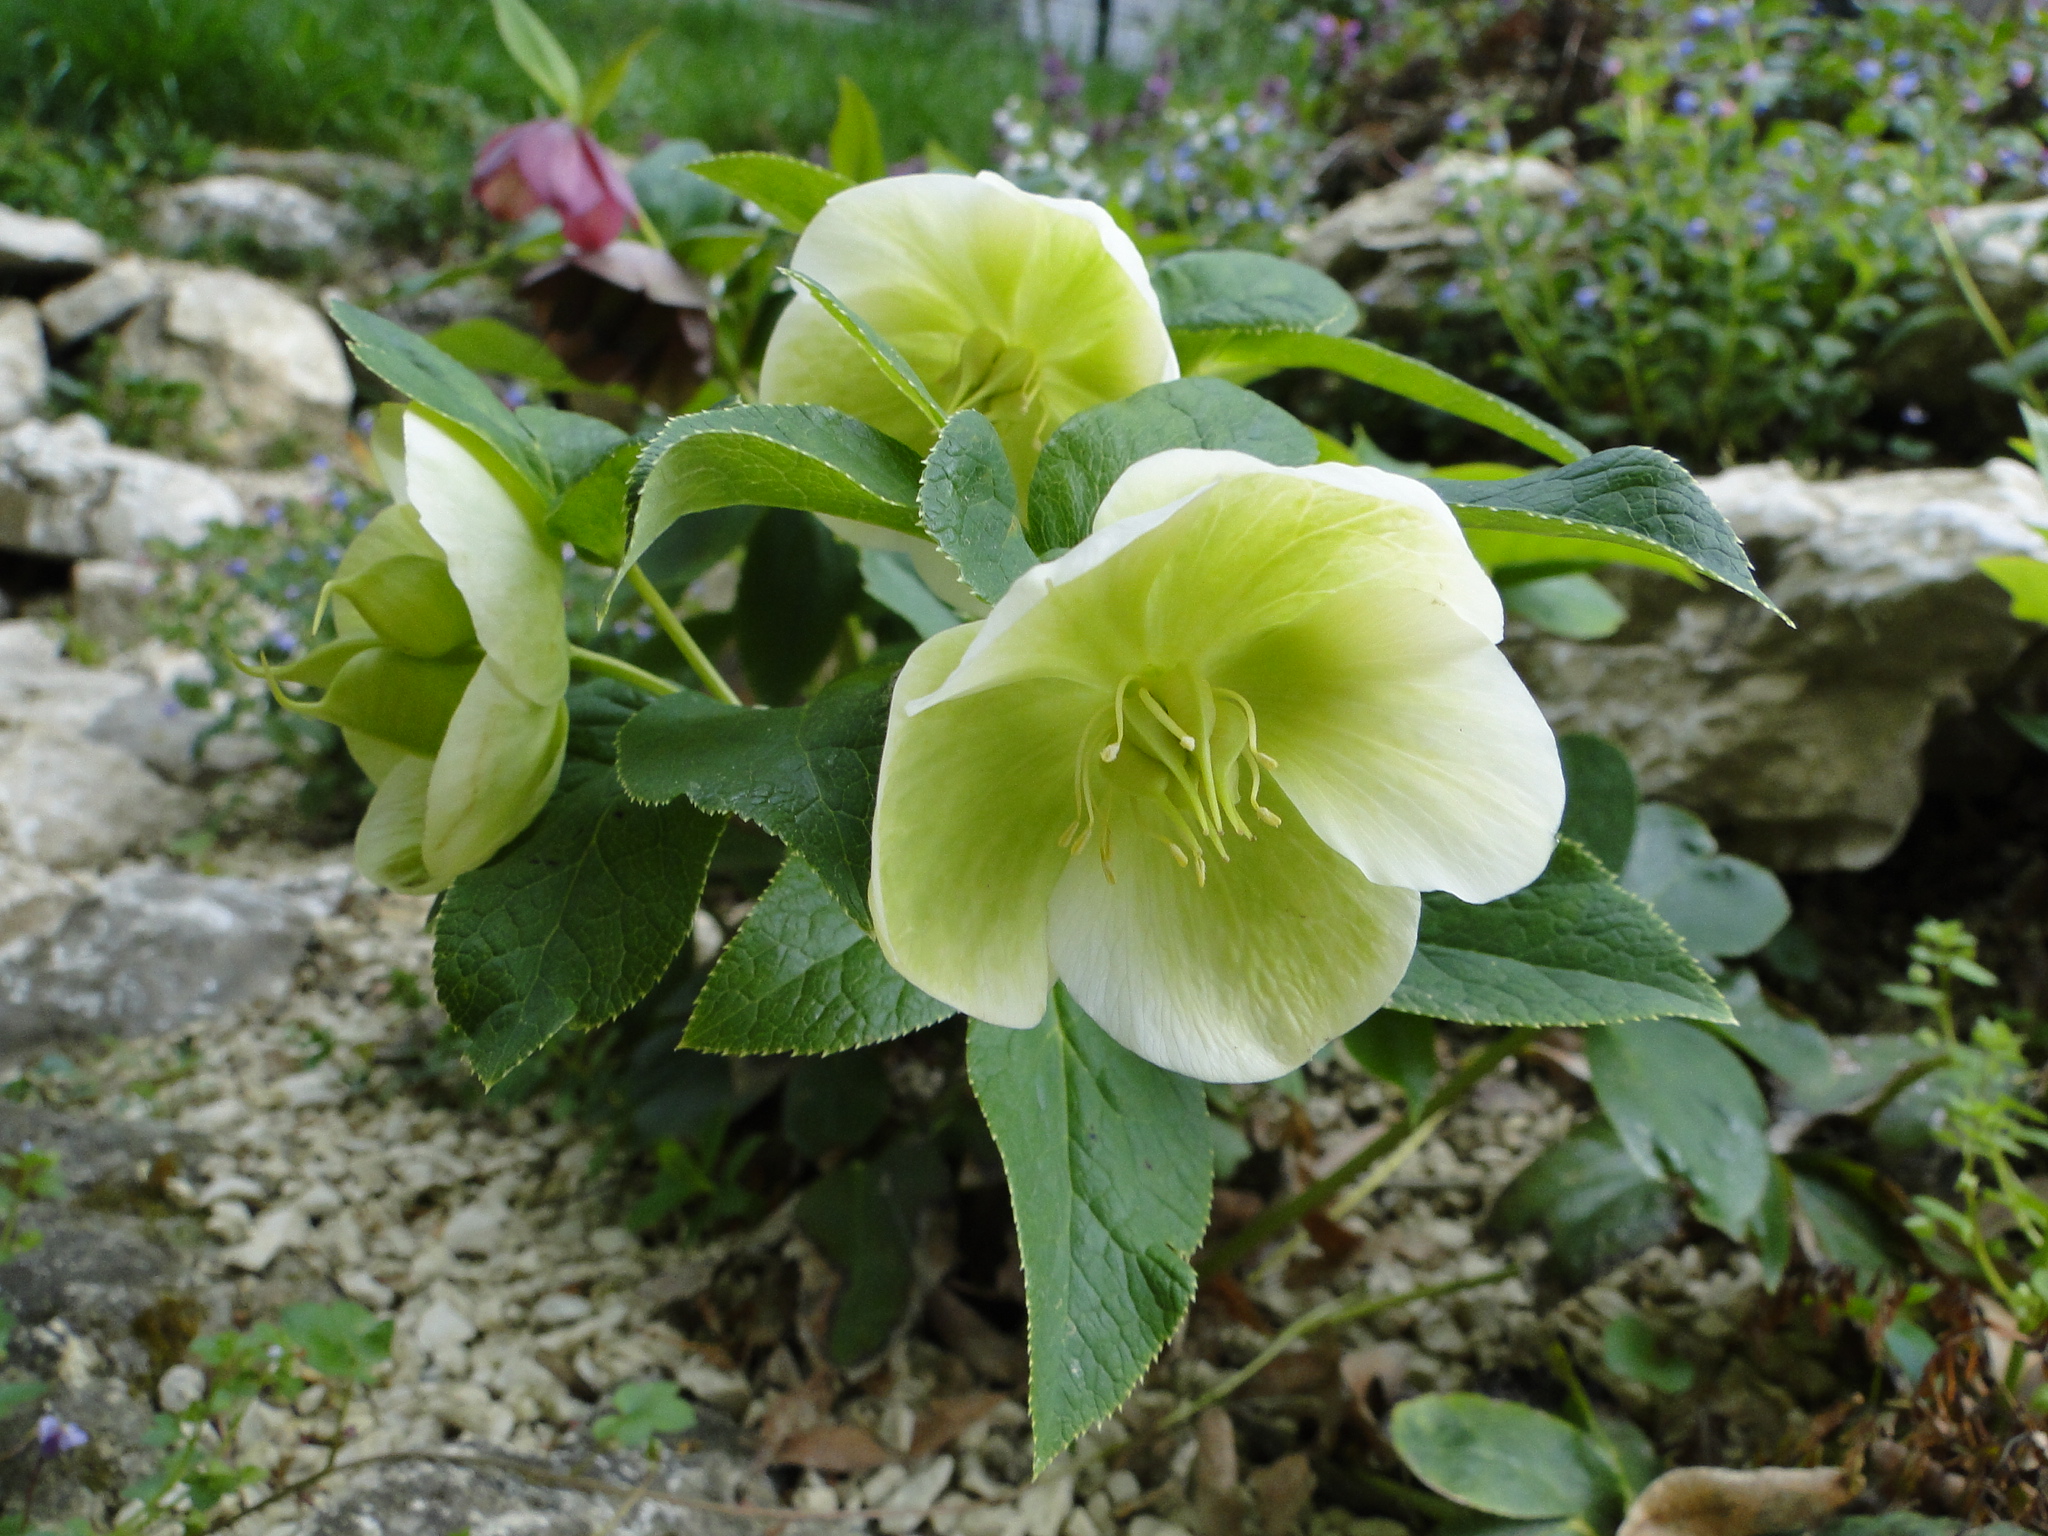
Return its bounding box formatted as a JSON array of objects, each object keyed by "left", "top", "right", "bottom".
[
  {"left": 146, "top": 175, "right": 362, "bottom": 259},
  {"left": 0, "top": 206, "right": 106, "bottom": 283},
  {"left": 0, "top": 727, "right": 204, "bottom": 869},
  {"left": 37, "top": 255, "right": 159, "bottom": 347},
  {"left": 0, "top": 300, "right": 47, "bottom": 428},
  {"left": 0, "top": 414, "right": 244, "bottom": 559}
]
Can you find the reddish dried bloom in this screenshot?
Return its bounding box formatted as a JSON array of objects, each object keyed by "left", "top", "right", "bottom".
[{"left": 471, "top": 119, "right": 638, "bottom": 252}]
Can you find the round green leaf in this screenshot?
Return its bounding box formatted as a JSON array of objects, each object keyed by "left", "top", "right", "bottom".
[{"left": 1389, "top": 1394, "right": 1612, "bottom": 1520}]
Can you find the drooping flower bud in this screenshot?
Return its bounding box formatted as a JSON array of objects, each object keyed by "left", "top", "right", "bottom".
[
  {"left": 472, "top": 118, "right": 639, "bottom": 252},
  {"left": 266, "top": 411, "right": 569, "bottom": 894}
]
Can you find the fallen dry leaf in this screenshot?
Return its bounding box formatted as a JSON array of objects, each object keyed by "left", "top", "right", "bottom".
[
  {"left": 1246, "top": 1453, "right": 1316, "bottom": 1536},
  {"left": 909, "top": 1391, "right": 1006, "bottom": 1458},
  {"left": 1616, "top": 1466, "right": 1853, "bottom": 1536},
  {"left": 772, "top": 1421, "right": 896, "bottom": 1473}
]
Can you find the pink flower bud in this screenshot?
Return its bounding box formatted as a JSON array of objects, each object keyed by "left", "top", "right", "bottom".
[{"left": 471, "top": 119, "right": 639, "bottom": 252}]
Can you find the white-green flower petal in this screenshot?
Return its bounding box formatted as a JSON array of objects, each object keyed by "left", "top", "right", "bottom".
[
  {"left": 329, "top": 503, "right": 443, "bottom": 641},
  {"left": 1223, "top": 585, "right": 1564, "bottom": 904},
  {"left": 1046, "top": 785, "right": 1421, "bottom": 1082},
  {"left": 370, "top": 402, "right": 410, "bottom": 504},
  {"left": 421, "top": 659, "right": 569, "bottom": 887},
  {"left": 760, "top": 171, "right": 1176, "bottom": 484},
  {"left": 402, "top": 410, "right": 569, "bottom": 706},
  {"left": 915, "top": 457, "right": 1501, "bottom": 713},
  {"left": 870, "top": 623, "right": 1094, "bottom": 1029},
  {"left": 353, "top": 752, "right": 436, "bottom": 895},
  {"left": 342, "top": 728, "right": 409, "bottom": 789}
]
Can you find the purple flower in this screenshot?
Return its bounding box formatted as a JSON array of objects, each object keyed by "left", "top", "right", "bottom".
[
  {"left": 325, "top": 544, "right": 345, "bottom": 563},
  {"left": 502, "top": 382, "right": 530, "bottom": 409},
  {"left": 36, "top": 1417, "right": 86, "bottom": 1458},
  {"left": 1968, "top": 161, "right": 1989, "bottom": 187},
  {"left": 327, "top": 489, "right": 350, "bottom": 511},
  {"left": 1673, "top": 89, "right": 1702, "bottom": 115},
  {"left": 1902, "top": 403, "right": 1928, "bottom": 425},
  {"left": 225, "top": 557, "right": 249, "bottom": 578},
  {"left": 1675, "top": 37, "right": 1696, "bottom": 59},
  {"left": 1890, "top": 71, "right": 1920, "bottom": 99},
  {"left": 352, "top": 516, "right": 371, "bottom": 532},
  {"left": 283, "top": 584, "right": 303, "bottom": 602},
  {"left": 261, "top": 503, "right": 285, "bottom": 527},
  {"left": 286, "top": 547, "right": 306, "bottom": 563},
  {"left": 1039, "top": 49, "right": 1083, "bottom": 104},
  {"left": 1559, "top": 185, "right": 1583, "bottom": 208},
  {"left": 1779, "top": 136, "right": 1805, "bottom": 157},
  {"left": 1573, "top": 284, "right": 1602, "bottom": 309},
  {"left": 1446, "top": 109, "right": 1471, "bottom": 132},
  {"left": 1964, "top": 90, "right": 1983, "bottom": 112},
  {"left": 1437, "top": 280, "right": 1468, "bottom": 304},
  {"left": 472, "top": 119, "right": 640, "bottom": 252},
  {"left": 1689, "top": 5, "right": 1719, "bottom": 28},
  {"left": 1855, "top": 58, "right": 1884, "bottom": 86},
  {"left": 2011, "top": 59, "right": 2035, "bottom": 89},
  {"left": 1752, "top": 213, "right": 1777, "bottom": 237},
  {"left": 1602, "top": 54, "right": 1624, "bottom": 79},
  {"left": 1711, "top": 97, "right": 1739, "bottom": 120},
  {"left": 309, "top": 454, "right": 330, "bottom": 473},
  {"left": 1685, "top": 215, "right": 1712, "bottom": 239}
]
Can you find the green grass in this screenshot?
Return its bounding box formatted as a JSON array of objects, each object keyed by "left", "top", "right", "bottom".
[{"left": 0, "top": 0, "right": 1114, "bottom": 169}]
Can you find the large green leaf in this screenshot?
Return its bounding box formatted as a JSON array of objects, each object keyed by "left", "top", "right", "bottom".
[
  {"left": 434, "top": 318, "right": 586, "bottom": 395},
  {"left": 688, "top": 152, "right": 855, "bottom": 232},
  {"left": 782, "top": 269, "right": 946, "bottom": 430},
  {"left": 621, "top": 404, "right": 925, "bottom": 585},
  {"left": 1345, "top": 1012, "right": 1438, "bottom": 1107},
  {"left": 516, "top": 405, "right": 628, "bottom": 489},
  {"left": 859, "top": 549, "right": 962, "bottom": 637},
  {"left": 434, "top": 753, "right": 724, "bottom": 1087},
  {"left": 687, "top": 855, "right": 951, "bottom": 1054},
  {"left": 796, "top": 1137, "right": 951, "bottom": 1366},
  {"left": 1710, "top": 972, "right": 1939, "bottom": 1117},
  {"left": 1427, "top": 449, "right": 1781, "bottom": 617},
  {"left": 1587, "top": 1018, "right": 1770, "bottom": 1236},
  {"left": 1175, "top": 329, "right": 1586, "bottom": 467},
  {"left": 614, "top": 662, "right": 896, "bottom": 925},
  {"left": 1152, "top": 250, "right": 1358, "bottom": 338},
  {"left": 1621, "top": 804, "right": 1789, "bottom": 963},
  {"left": 1026, "top": 378, "right": 1317, "bottom": 552},
  {"left": 1488, "top": 1119, "right": 1682, "bottom": 1287},
  {"left": 329, "top": 300, "right": 551, "bottom": 496},
  {"left": 735, "top": 508, "right": 863, "bottom": 705},
  {"left": 546, "top": 438, "right": 638, "bottom": 566},
  {"left": 1388, "top": 1395, "right": 1616, "bottom": 1521},
  {"left": 491, "top": 0, "right": 582, "bottom": 116},
  {"left": 967, "top": 990, "right": 1211, "bottom": 1472},
  {"left": 920, "top": 408, "right": 1037, "bottom": 603},
  {"left": 1390, "top": 841, "right": 1733, "bottom": 1028}
]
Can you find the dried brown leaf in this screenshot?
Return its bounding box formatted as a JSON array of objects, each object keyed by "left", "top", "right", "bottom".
[
  {"left": 1246, "top": 1454, "right": 1316, "bottom": 1536},
  {"left": 773, "top": 1422, "right": 895, "bottom": 1472},
  {"left": 1616, "top": 1466, "right": 1852, "bottom": 1536},
  {"left": 909, "top": 1392, "right": 1006, "bottom": 1458}
]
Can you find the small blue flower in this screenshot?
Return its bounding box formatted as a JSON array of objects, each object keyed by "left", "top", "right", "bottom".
[
  {"left": 1890, "top": 70, "right": 1920, "bottom": 99},
  {"left": 1689, "top": 4, "right": 1719, "bottom": 27},
  {"left": 286, "top": 547, "right": 307, "bottom": 563},
  {"left": 1573, "top": 284, "right": 1602, "bottom": 309},
  {"left": 1855, "top": 58, "right": 1884, "bottom": 86},
  {"left": 352, "top": 516, "right": 370, "bottom": 532},
  {"left": 36, "top": 1417, "right": 86, "bottom": 1459},
  {"left": 1437, "top": 280, "right": 1467, "bottom": 304},
  {"left": 1968, "top": 161, "right": 1989, "bottom": 187},
  {"left": 2011, "top": 58, "right": 2035, "bottom": 89},
  {"left": 1779, "top": 136, "right": 1804, "bottom": 157},
  {"left": 1964, "top": 90, "right": 1983, "bottom": 112},
  {"left": 309, "top": 454, "right": 331, "bottom": 473},
  {"left": 1890, "top": 50, "right": 1915, "bottom": 69},
  {"left": 262, "top": 503, "right": 285, "bottom": 527},
  {"left": 1446, "top": 109, "right": 1470, "bottom": 132},
  {"left": 1673, "top": 88, "right": 1702, "bottom": 115},
  {"left": 1559, "top": 185, "right": 1583, "bottom": 209},
  {"left": 328, "top": 489, "right": 350, "bottom": 511},
  {"left": 225, "top": 557, "right": 249, "bottom": 578},
  {"left": 283, "top": 584, "right": 303, "bottom": 602},
  {"left": 1685, "top": 215, "right": 1712, "bottom": 240},
  {"left": 325, "top": 544, "right": 345, "bottom": 563},
  {"left": 1902, "top": 403, "right": 1928, "bottom": 425},
  {"left": 1751, "top": 213, "right": 1777, "bottom": 237},
  {"left": 267, "top": 630, "right": 297, "bottom": 655},
  {"left": 502, "top": 383, "right": 529, "bottom": 409},
  {"left": 1675, "top": 37, "right": 1696, "bottom": 59}
]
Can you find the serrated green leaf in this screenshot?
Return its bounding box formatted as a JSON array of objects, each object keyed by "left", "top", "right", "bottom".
[
  {"left": 492, "top": 0, "right": 582, "bottom": 116},
  {"left": 546, "top": 438, "right": 637, "bottom": 566},
  {"left": 782, "top": 269, "right": 946, "bottom": 430},
  {"left": 1587, "top": 1018, "right": 1769, "bottom": 1236},
  {"left": 689, "top": 152, "right": 856, "bottom": 232},
  {"left": 920, "top": 409, "right": 1037, "bottom": 602},
  {"left": 1489, "top": 1119, "right": 1681, "bottom": 1287},
  {"left": 434, "top": 758, "right": 723, "bottom": 1086},
  {"left": 1620, "top": 803, "right": 1789, "bottom": 962},
  {"left": 967, "top": 989, "right": 1211, "bottom": 1472},
  {"left": 614, "top": 662, "right": 896, "bottom": 925},
  {"left": 329, "top": 301, "right": 551, "bottom": 496},
  {"left": 736, "top": 508, "right": 863, "bottom": 704},
  {"left": 1390, "top": 841, "right": 1733, "bottom": 1028},
  {"left": 1428, "top": 449, "right": 1781, "bottom": 617},
  {"left": 1389, "top": 1395, "right": 1617, "bottom": 1521},
  {"left": 1152, "top": 250, "right": 1358, "bottom": 338},
  {"left": 859, "top": 549, "right": 962, "bottom": 638},
  {"left": 1176, "top": 330, "right": 1586, "bottom": 467},
  {"left": 279, "top": 1301, "right": 392, "bottom": 1384},
  {"left": 620, "top": 403, "right": 924, "bottom": 590},
  {"left": 1557, "top": 733, "right": 1637, "bottom": 874},
  {"left": 517, "top": 404, "right": 628, "bottom": 487},
  {"left": 828, "top": 74, "right": 888, "bottom": 183},
  {"left": 1026, "top": 378, "right": 1317, "bottom": 552},
  {"left": 1981, "top": 554, "right": 2048, "bottom": 622},
  {"left": 688, "top": 855, "right": 950, "bottom": 1054},
  {"left": 582, "top": 26, "right": 655, "bottom": 124}
]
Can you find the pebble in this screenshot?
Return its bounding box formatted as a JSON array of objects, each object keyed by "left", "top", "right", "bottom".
[{"left": 158, "top": 1363, "right": 207, "bottom": 1414}]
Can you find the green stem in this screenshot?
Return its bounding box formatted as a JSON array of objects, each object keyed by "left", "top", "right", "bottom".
[
  {"left": 568, "top": 646, "right": 680, "bottom": 697},
  {"left": 628, "top": 566, "right": 741, "bottom": 707},
  {"left": 1200, "top": 1027, "right": 1537, "bottom": 1275},
  {"left": 1932, "top": 211, "right": 2048, "bottom": 412}
]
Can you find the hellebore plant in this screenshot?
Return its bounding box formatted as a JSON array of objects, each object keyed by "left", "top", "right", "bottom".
[
  {"left": 265, "top": 411, "right": 568, "bottom": 894},
  {"left": 307, "top": 68, "right": 1779, "bottom": 1473},
  {"left": 871, "top": 450, "right": 1565, "bottom": 1081}
]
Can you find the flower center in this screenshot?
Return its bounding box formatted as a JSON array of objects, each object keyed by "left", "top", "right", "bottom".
[
  {"left": 1059, "top": 666, "right": 1282, "bottom": 887},
  {"left": 939, "top": 327, "right": 1044, "bottom": 424}
]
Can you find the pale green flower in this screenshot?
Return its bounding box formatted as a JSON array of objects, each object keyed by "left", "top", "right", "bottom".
[
  {"left": 869, "top": 449, "right": 1565, "bottom": 1082},
  {"left": 271, "top": 411, "right": 569, "bottom": 894},
  {"left": 759, "top": 170, "right": 1178, "bottom": 490}
]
